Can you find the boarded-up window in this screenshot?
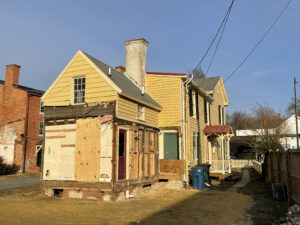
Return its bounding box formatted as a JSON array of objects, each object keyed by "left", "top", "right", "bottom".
[{"left": 74, "top": 118, "right": 101, "bottom": 182}]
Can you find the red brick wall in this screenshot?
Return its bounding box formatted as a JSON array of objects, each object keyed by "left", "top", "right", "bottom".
[
  {"left": 25, "top": 95, "right": 43, "bottom": 173},
  {"left": 0, "top": 82, "right": 43, "bottom": 173}
]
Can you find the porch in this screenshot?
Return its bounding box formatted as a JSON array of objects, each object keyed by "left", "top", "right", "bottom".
[{"left": 203, "top": 125, "right": 234, "bottom": 177}]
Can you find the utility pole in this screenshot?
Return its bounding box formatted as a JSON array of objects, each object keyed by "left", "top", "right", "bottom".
[{"left": 294, "top": 77, "right": 299, "bottom": 149}]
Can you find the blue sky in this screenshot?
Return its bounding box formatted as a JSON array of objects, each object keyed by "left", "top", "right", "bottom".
[{"left": 0, "top": 0, "right": 299, "bottom": 115}]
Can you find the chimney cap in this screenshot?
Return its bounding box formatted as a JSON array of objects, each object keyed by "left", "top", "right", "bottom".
[
  {"left": 6, "top": 64, "right": 21, "bottom": 68},
  {"left": 124, "top": 38, "right": 149, "bottom": 45}
]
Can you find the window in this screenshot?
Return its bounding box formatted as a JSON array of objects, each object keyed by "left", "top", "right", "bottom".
[
  {"left": 137, "top": 105, "right": 145, "bottom": 120},
  {"left": 38, "top": 121, "right": 44, "bottom": 136},
  {"left": 192, "top": 132, "right": 198, "bottom": 164},
  {"left": 204, "top": 99, "right": 210, "bottom": 124},
  {"left": 40, "top": 100, "right": 44, "bottom": 114},
  {"left": 73, "top": 77, "right": 85, "bottom": 104},
  {"left": 291, "top": 137, "right": 294, "bottom": 140}
]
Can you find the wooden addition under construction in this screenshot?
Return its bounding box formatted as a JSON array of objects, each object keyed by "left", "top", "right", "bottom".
[{"left": 41, "top": 39, "right": 162, "bottom": 200}]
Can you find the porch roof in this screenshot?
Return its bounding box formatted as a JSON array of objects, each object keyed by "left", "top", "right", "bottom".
[{"left": 203, "top": 124, "right": 233, "bottom": 135}]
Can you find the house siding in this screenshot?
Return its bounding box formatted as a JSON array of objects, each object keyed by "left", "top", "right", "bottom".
[
  {"left": 43, "top": 54, "right": 117, "bottom": 106},
  {"left": 145, "top": 75, "right": 182, "bottom": 128},
  {"left": 117, "top": 95, "right": 158, "bottom": 128}
]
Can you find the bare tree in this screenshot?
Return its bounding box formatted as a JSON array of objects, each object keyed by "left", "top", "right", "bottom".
[
  {"left": 286, "top": 96, "right": 300, "bottom": 116},
  {"left": 226, "top": 111, "right": 253, "bottom": 131},
  {"left": 187, "top": 65, "right": 206, "bottom": 79},
  {"left": 247, "top": 104, "right": 285, "bottom": 155}
]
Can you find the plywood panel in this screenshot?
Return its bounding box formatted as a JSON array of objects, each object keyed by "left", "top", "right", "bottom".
[
  {"left": 99, "top": 122, "right": 113, "bottom": 182},
  {"left": 75, "top": 118, "right": 101, "bottom": 182},
  {"left": 43, "top": 124, "right": 76, "bottom": 181}
]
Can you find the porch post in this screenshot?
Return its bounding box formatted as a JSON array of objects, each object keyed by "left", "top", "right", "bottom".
[
  {"left": 221, "top": 135, "right": 225, "bottom": 174},
  {"left": 208, "top": 137, "right": 212, "bottom": 165},
  {"left": 227, "top": 136, "right": 231, "bottom": 173}
]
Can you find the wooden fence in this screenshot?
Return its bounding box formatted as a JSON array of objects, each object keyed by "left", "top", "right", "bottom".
[{"left": 264, "top": 150, "right": 300, "bottom": 204}]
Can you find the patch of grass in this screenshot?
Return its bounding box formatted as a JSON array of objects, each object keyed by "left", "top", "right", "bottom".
[
  {"left": 238, "top": 169, "right": 289, "bottom": 225},
  {"left": 211, "top": 170, "right": 242, "bottom": 191}
]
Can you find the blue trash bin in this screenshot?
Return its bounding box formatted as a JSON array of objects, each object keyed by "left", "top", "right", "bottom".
[{"left": 191, "top": 168, "right": 205, "bottom": 190}]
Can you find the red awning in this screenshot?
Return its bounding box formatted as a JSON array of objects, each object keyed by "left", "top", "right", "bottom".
[{"left": 203, "top": 125, "right": 233, "bottom": 135}]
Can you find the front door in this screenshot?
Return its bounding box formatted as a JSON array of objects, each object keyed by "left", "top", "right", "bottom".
[
  {"left": 118, "top": 129, "right": 127, "bottom": 180},
  {"left": 164, "top": 132, "right": 179, "bottom": 160}
]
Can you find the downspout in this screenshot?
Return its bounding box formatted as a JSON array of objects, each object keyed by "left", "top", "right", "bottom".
[
  {"left": 22, "top": 92, "right": 30, "bottom": 173},
  {"left": 181, "top": 73, "right": 193, "bottom": 183}
]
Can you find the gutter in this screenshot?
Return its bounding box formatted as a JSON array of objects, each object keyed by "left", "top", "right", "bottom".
[
  {"left": 22, "top": 92, "right": 30, "bottom": 173},
  {"left": 181, "top": 74, "right": 193, "bottom": 183}
]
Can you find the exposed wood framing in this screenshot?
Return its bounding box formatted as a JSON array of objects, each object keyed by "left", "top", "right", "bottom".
[{"left": 44, "top": 102, "right": 115, "bottom": 120}]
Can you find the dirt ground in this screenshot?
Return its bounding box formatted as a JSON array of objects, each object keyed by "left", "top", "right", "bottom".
[{"left": 0, "top": 182, "right": 253, "bottom": 225}]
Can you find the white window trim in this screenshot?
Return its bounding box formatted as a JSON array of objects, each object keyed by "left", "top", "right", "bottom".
[
  {"left": 72, "top": 76, "right": 86, "bottom": 105},
  {"left": 137, "top": 105, "right": 145, "bottom": 121},
  {"left": 206, "top": 101, "right": 211, "bottom": 125},
  {"left": 192, "top": 132, "right": 198, "bottom": 164},
  {"left": 192, "top": 90, "right": 197, "bottom": 119},
  {"left": 39, "top": 99, "right": 44, "bottom": 114},
  {"left": 38, "top": 121, "right": 44, "bottom": 136}
]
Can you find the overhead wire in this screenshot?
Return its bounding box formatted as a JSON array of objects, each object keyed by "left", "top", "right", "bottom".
[
  {"left": 224, "top": 0, "right": 292, "bottom": 84},
  {"left": 194, "top": 0, "right": 235, "bottom": 70},
  {"left": 205, "top": 3, "right": 233, "bottom": 75}
]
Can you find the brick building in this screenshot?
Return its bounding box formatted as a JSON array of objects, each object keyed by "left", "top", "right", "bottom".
[{"left": 0, "top": 64, "right": 44, "bottom": 173}]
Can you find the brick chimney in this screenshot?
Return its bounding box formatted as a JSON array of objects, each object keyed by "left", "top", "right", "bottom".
[
  {"left": 115, "top": 66, "right": 126, "bottom": 73},
  {"left": 5, "top": 64, "right": 21, "bottom": 87},
  {"left": 124, "top": 38, "right": 148, "bottom": 88}
]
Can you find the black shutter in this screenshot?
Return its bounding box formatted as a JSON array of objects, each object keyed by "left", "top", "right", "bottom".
[
  {"left": 197, "top": 132, "right": 200, "bottom": 164},
  {"left": 218, "top": 105, "right": 221, "bottom": 125},
  {"left": 196, "top": 93, "right": 199, "bottom": 119},
  {"left": 204, "top": 99, "right": 207, "bottom": 123},
  {"left": 222, "top": 107, "right": 224, "bottom": 125},
  {"left": 209, "top": 104, "right": 211, "bottom": 125},
  {"left": 189, "top": 88, "right": 193, "bottom": 117}
]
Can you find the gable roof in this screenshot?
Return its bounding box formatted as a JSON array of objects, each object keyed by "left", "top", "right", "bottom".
[
  {"left": 0, "top": 80, "right": 44, "bottom": 96},
  {"left": 193, "top": 76, "right": 221, "bottom": 92},
  {"left": 82, "top": 51, "right": 161, "bottom": 109},
  {"left": 42, "top": 50, "right": 161, "bottom": 110}
]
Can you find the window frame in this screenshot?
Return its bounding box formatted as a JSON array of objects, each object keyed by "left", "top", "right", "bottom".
[
  {"left": 137, "top": 105, "right": 145, "bottom": 121},
  {"left": 39, "top": 99, "right": 44, "bottom": 114},
  {"left": 192, "top": 132, "right": 198, "bottom": 164},
  {"left": 38, "top": 121, "right": 44, "bottom": 136},
  {"left": 73, "top": 76, "right": 86, "bottom": 105}
]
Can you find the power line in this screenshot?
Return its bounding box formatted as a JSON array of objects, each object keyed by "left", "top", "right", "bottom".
[
  {"left": 194, "top": 0, "right": 234, "bottom": 70},
  {"left": 206, "top": 3, "right": 233, "bottom": 75},
  {"left": 224, "top": 0, "right": 292, "bottom": 84}
]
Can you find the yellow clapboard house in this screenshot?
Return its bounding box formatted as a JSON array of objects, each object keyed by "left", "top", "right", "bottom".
[
  {"left": 146, "top": 73, "right": 233, "bottom": 183},
  {"left": 41, "top": 39, "right": 162, "bottom": 200}
]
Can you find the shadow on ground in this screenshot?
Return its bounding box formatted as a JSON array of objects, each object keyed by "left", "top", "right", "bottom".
[{"left": 238, "top": 169, "right": 289, "bottom": 225}]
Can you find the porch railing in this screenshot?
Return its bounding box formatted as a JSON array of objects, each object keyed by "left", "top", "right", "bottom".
[{"left": 210, "top": 160, "right": 230, "bottom": 173}]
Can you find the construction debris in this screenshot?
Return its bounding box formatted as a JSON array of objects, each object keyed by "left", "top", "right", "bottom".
[{"left": 272, "top": 204, "right": 300, "bottom": 225}]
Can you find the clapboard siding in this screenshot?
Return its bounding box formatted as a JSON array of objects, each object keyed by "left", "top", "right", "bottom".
[
  {"left": 146, "top": 75, "right": 182, "bottom": 127},
  {"left": 43, "top": 54, "right": 116, "bottom": 106},
  {"left": 117, "top": 95, "right": 158, "bottom": 128}
]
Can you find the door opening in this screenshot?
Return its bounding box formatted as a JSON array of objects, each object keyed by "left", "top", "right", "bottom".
[{"left": 118, "top": 129, "right": 127, "bottom": 180}]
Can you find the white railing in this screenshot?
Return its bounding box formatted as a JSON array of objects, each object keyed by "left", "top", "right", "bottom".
[
  {"left": 230, "top": 159, "right": 253, "bottom": 168},
  {"left": 252, "top": 160, "right": 262, "bottom": 174},
  {"left": 210, "top": 160, "right": 230, "bottom": 173}
]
